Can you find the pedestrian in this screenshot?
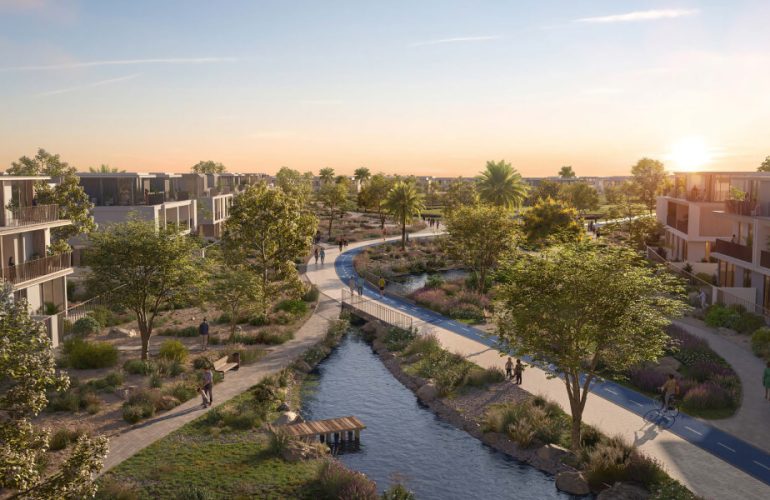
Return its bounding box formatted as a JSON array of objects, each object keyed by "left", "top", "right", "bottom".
[
  {"left": 320, "top": 247, "right": 326, "bottom": 265},
  {"left": 356, "top": 276, "right": 364, "bottom": 296},
  {"left": 343, "top": 238, "right": 349, "bottom": 247},
  {"left": 349, "top": 277, "right": 355, "bottom": 294},
  {"left": 378, "top": 276, "right": 386, "bottom": 296},
  {"left": 699, "top": 289, "right": 707, "bottom": 309},
  {"left": 659, "top": 374, "right": 679, "bottom": 409},
  {"left": 199, "top": 317, "right": 209, "bottom": 351},
  {"left": 382, "top": 227, "right": 387, "bottom": 241},
  {"left": 514, "top": 359, "right": 523, "bottom": 385},
  {"left": 595, "top": 227, "right": 601, "bottom": 239},
  {"left": 339, "top": 239, "right": 344, "bottom": 252},
  {"left": 313, "top": 246, "right": 319, "bottom": 265},
  {"left": 505, "top": 357, "right": 513, "bottom": 380},
  {"left": 731, "top": 234, "right": 736, "bottom": 243},
  {"left": 201, "top": 367, "right": 213, "bottom": 408},
  {"left": 315, "top": 231, "right": 321, "bottom": 244},
  {"left": 764, "top": 361, "right": 770, "bottom": 401}
]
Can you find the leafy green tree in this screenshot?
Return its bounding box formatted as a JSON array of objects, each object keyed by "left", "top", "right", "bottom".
[
  {"left": 561, "top": 182, "right": 599, "bottom": 216},
  {"left": 222, "top": 184, "right": 317, "bottom": 315},
  {"left": 88, "top": 164, "right": 125, "bottom": 173},
  {"left": 191, "top": 160, "right": 226, "bottom": 174},
  {"left": 274, "top": 167, "right": 313, "bottom": 203},
  {"left": 7, "top": 149, "right": 95, "bottom": 248},
  {"left": 319, "top": 167, "right": 335, "bottom": 184},
  {"left": 477, "top": 160, "right": 528, "bottom": 209},
  {"left": 318, "top": 179, "right": 350, "bottom": 238},
  {"left": 353, "top": 167, "right": 371, "bottom": 186},
  {"left": 605, "top": 181, "right": 642, "bottom": 221},
  {"left": 442, "top": 179, "right": 479, "bottom": 216},
  {"left": 445, "top": 205, "right": 518, "bottom": 293},
  {"left": 357, "top": 173, "right": 393, "bottom": 227},
  {"left": 208, "top": 261, "right": 263, "bottom": 334},
  {"left": 382, "top": 181, "right": 424, "bottom": 249},
  {"left": 558, "top": 165, "right": 576, "bottom": 178},
  {"left": 0, "top": 284, "right": 108, "bottom": 498},
  {"left": 86, "top": 220, "right": 205, "bottom": 360},
  {"left": 494, "top": 243, "right": 687, "bottom": 450},
  {"left": 631, "top": 158, "right": 666, "bottom": 214},
  {"left": 521, "top": 197, "right": 583, "bottom": 247},
  {"left": 758, "top": 156, "right": 770, "bottom": 172},
  {"left": 527, "top": 179, "right": 561, "bottom": 205}
]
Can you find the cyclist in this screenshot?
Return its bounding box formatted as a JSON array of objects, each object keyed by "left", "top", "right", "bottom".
[{"left": 659, "top": 374, "right": 679, "bottom": 410}]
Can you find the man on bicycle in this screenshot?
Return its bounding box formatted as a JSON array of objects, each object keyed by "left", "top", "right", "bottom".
[{"left": 659, "top": 374, "right": 679, "bottom": 410}]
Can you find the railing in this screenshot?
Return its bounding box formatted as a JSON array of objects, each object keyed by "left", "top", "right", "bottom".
[
  {"left": 666, "top": 215, "right": 688, "bottom": 234},
  {"left": 725, "top": 199, "right": 757, "bottom": 216},
  {"left": 4, "top": 204, "right": 59, "bottom": 227},
  {"left": 0, "top": 252, "right": 72, "bottom": 285},
  {"left": 713, "top": 239, "right": 752, "bottom": 263},
  {"left": 341, "top": 288, "right": 413, "bottom": 331},
  {"left": 761, "top": 250, "right": 770, "bottom": 270}
]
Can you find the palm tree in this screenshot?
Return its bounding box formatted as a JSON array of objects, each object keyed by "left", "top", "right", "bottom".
[
  {"left": 477, "top": 160, "right": 528, "bottom": 209},
  {"left": 319, "top": 167, "right": 335, "bottom": 184},
  {"left": 382, "top": 181, "right": 425, "bottom": 249},
  {"left": 89, "top": 164, "right": 125, "bottom": 173},
  {"left": 354, "top": 167, "right": 371, "bottom": 186}
]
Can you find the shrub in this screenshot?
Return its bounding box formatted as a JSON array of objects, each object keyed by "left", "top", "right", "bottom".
[
  {"left": 628, "top": 366, "right": 668, "bottom": 393},
  {"left": 87, "top": 371, "right": 124, "bottom": 392},
  {"left": 248, "top": 315, "right": 268, "bottom": 326},
  {"left": 425, "top": 274, "right": 445, "bottom": 289},
  {"left": 123, "top": 359, "right": 157, "bottom": 375},
  {"left": 268, "top": 428, "right": 293, "bottom": 455},
  {"left": 47, "top": 391, "right": 81, "bottom": 412},
  {"left": 72, "top": 316, "right": 101, "bottom": 337},
  {"left": 63, "top": 338, "right": 118, "bottom": 369},
  {"left": 49, "top": 428, "right": 84, "bottom": 451},
  {"left": 167, "top": 383, "right": 198, "bottom": 403},
  {"left": 751, "top": 327, "right": 770, "bottom": 359},
  {"left": 122, "top": 404, "right": 147, "bottom": 424},
  {"left": 275, "top": 298, "right": 308, "bottom": 315},
  {"left": 382, "top": 484, "right": 416, "bottom": 500},
  {"left": 704, "top": 304, "right": 741, "bottom": 330},
  {"left": 463, "top": 367, "right": 506, "bottom": 388},
  {"left": 316, "top": 460, "right": 378, "bottom": 500},
  {"left": 257, "top": 329, "right": 293, "bottom": 345},
  {"left": 95, "top": 479, "right": 142, "bottom": 500},
  {"left": 302, "top": 285, "right": 320, "bottom": 302},
  {"left": 686, "top": 360, "right": 733, "bottom": 383},
  {"left": 174, "top": 485, "right": 215, "bottom": 500},
  {"left": 192, "top": 355, "right": 212, "bottom": 370},
  {"left": 150, "top": 373, "right": 163, "bottom": 388},
  {"left": 585, "top": 437, "right": 634, "bottom": 489},
  {"left": 158, "top": 340, "right": 188, "bottom": 362},
  {"left": 158, "top": 326, "right": 198, "bottom": 337},
  {"left": 450, "top": 303, "right": 484, "bottom": 322},
  {"left": 734, "top": 312, "right": 765, "bottom": 334},
  {"left": 384, "top": 327, "right": 417, "bottom": 352},
  {"left": 236, "top": 347, "right": 264, "bottom": 365},
  {"left": 681, "top": 382, "right": 733, "bottom": 411},
  {"left": 403, "top": 334, "right": 440, "bottom": 357}
]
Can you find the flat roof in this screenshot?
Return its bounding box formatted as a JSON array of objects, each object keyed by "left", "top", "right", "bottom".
[
  {"left": 76, "top": 172, "right": 156, "bottom": 178},
  {"left": 0, "top": 175, "right": 51, "bottom": 181},
  {"left": 673, "top": 171, "right": 770, "bottom": 177}
]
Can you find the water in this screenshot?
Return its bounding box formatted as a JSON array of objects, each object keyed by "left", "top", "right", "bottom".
[
  {"left": 385, "top": 269, "right": 468, "bottom": 296},
  {"left": 301, "top": 335, "right": 569, "bottom": 500}
]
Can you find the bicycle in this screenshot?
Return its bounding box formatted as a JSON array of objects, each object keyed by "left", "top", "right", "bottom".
[{"left": 643, "top": 394, "right": 680, "bottom": 428}]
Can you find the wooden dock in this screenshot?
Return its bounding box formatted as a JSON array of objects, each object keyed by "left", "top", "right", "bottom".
[{"left": 272, "top": 416, "right": 365, "bottom": 445}]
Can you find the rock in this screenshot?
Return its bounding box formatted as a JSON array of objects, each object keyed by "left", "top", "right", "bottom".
[
  {"left": 372, "top": 338, "right": 387, "bottom": 354},
  {"left": 597, "top": 483, "right": 650, "bottom": 500},
  {"left": 531, "top": 444, "right": 571, "bottom": 472},
  {"left": 108, "top": 327, "right": 137, "bottom": 338},
  {"left": 273, "top": 411, "right": 299, "bottom": 425},
  {"left": 416, "top": 382, "right": 439, "bottom": 403},
  {"left": 277, "top": 402, "right": 290, "bottom": 412},
  {"left": 555, "top": 471, "right": 590, "bottom": 496},
  {"left": 281, "top": 440, "right": 329, "bottom": 462},
  {"left": 293, "top": 360, "right": 311, "bottom": 373}
]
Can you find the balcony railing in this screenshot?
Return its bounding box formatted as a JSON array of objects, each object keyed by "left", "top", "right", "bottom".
[
  {"left": 725, "top": 199, "right": 758, "bottom": 216},
  {"left": 1, "top": 252, "right": 72, "bottom": 285},
  {"left": 4, "top": 205, "right": 59, "bottom": 227},
  {"left": 666, "top": 215, "right": 688, "bottom": 234},
  {"left": 761, "top": 250, "right": 770, "bottom": 269},
  {"left": 714, "top": 239, "right": 752, "bottom": 263}
]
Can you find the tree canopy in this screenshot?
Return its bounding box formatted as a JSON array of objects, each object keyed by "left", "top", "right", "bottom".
[
  {"left": 382, "top": 181, "right": 424, "bottom": 249},
  {"left": 758, "top": 156, "right": 770, "bottom": 173},
  {"left": 207, "top": 257, "right": 263, "bottom": 335},
  {"left": 631, "top": 158, "right": 666, "bottom": 214},
  {"left": 477, "top": 160, "right": 528, "bottom": 209},
  {"left": 87, "top": 219, "right": 205, "bottom": 360},
  {"left": 353, "top": 167, "right": 371, "bottom": 185},
  {"left": 442, "top": 179, "right": 479, "bottom": 216},
  {"left": 521, "top": 197, "right": 583, "bottom": 247},
  {"left": 319, "top": 167, "right": 335, "bottom": 184},
  {"left": 191, "top": 160, "right": 226, "bottom": 174},
  {"left": 0, "top": 284, "right": 108, "bottom": 497},
  {"left": 357, "top": 173, "right": 394, "bottom": 228},
  {"left": 561, "top": 182, "right": 599, "bottom": 215},
  {"left": 274, "top": 167, "right": 313, "bottom": 204},
  {"left": 89, "top": 164, "right": 125, "bottom": 173},
  {"left": 527, "top": 179, "right": 561, "bottom": 205},
  {"left": 494, "top": 242, "right": 687, "bottom": 449},
  {"left": 318, "top": 178, "right": 350, "bottom": 238},
  {"left": 558, "top": 165, "right": 576, "bottom": 178}
]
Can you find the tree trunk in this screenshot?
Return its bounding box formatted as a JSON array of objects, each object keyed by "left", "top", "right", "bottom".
[
  {"left": 327, "top": 208, "right": 334, "bottom": 238},
  {"left": 401, "top": 214, "right": 406, "bottom": 250},
  {"left": 478, "top": 267, "right": 487, "bottom": 294},
  {"left": 140, "top": 333, "right": 150, "bottom": 361},
  {"left": 570, "top": 411, "right": 583, "bottom": 452}
]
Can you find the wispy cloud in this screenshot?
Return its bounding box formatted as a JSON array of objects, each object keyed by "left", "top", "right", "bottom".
[
  {"left": 409, "top": 36, "right": 502, "bottom": 47},
  {"left": 575, "top": 9, "right": 699, "bottom": 24},
  {"left": 1, "top": 57, "right": 239, "bottom": 72},
  {"left": 38, "top": 73, "right": 140, "bottom": 97}
]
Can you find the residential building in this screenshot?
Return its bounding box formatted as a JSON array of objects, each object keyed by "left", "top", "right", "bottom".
[
  {"left": 1, "top": 175, "right": 74, "bottom": 345},
  {"left": 179, "top": 173, "right": 235, "bottom": 239}
]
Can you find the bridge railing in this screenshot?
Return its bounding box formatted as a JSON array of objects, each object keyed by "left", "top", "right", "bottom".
[{"left": 340, "top": 288, "right": 413, "bottom": 331}]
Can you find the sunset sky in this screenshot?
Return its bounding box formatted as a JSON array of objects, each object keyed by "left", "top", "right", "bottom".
[{"left": 1, "top": 0, "right": 769, "bottom": 177}]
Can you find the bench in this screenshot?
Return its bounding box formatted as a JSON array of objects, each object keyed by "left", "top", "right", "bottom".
[{"left": 213, "top": 353, "right": 240, "bottom": 376}]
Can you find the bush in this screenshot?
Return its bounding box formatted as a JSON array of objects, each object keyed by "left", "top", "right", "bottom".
[
  {"left": 681, "top": 382, "right": 733, "bottom": 411},
  {"left": 256, "top": 329, "right": 293, "bottom": 345},
  {"left": 174, "top": 485, "right": 215, "bottom": 500},
  {"left": 123, "top": 359, "right": 157, "bottom": 375},
  {"left": 628, "top": 366, "right": 668, "bottom": 393},
  {"left": 63, "top": 338, "right": 118, "bottom": 369},
  {"left": 302, "top": 285, "right": 320, "bottom": 302},
  {"left": 47, "top": 390, "right": 82, "bottom": 412},
  {"left": 87, "top": 371, "right": 124, "bottom": 392},
  {"left": 704, "top": 304, "right": 741, "bottom": 330},
  {"left": 268, "top": 428, "right": 293, "bottom": 455},
  {"left": 158, "top": 326, "right": 198, "bottom": 337},
  {"left": 384, "top": 327, "right": 417, "bottom": 352},
  {"left": 382, "top": 484, "right": 416, "bottom": 500},
  {"left": 403, "top": 334, "right": 440, "bottom": 357},
  {"left": 150, "top": 373, "right": 163, "bottom": 388},
  {"left": 71, "top": 316, "right": 101, "bottom": 336},
  {"left": 192, "top": 355, "right": 212, "bottom": 370},
  {"left": 463, "top": 367, "right": 506, "bottom": 388},
  {"left": 95, "top": 478, "right": 141, "bottom": 500},
  {"left": 734, "top": 312, "right": 765, "bottom": 334},
  {"left": 238, "top": 347, "right": 265, "bottom": 365},
  {"left": 751, "top": 327, "right": 770, "bottom": 359},
  {"left": 275, "top": 298, "right": 308, "bottom": 315},
  {"left": 122, "top": 404, "right": 148, "bottom": 424},
  {"left": 168, "top": 383, "right": 198, "bottom": 403},
  {"left": 49, "top": 428, "right": 84, "bottom": 451},
  {"left": 316, "top": 460, "right": 378, "bottom": 500},
  {"left": 425, "top": 274, "right": 445, "bottom": 289},
  {"left": 158, "top": 340, "right": 188, "bottom": 362}
]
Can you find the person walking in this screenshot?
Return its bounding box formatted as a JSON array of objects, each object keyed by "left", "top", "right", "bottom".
[
  {"left": 382, "top": 227, "right": 387, "bottom": 241},
  {"left": 378, "top": 276, "right": 386, "bottom": 297},
  {"left": 764, "top": 361, "right": 770, "bottom": 400},
  {"left": 349, "top": 277, "right": 356, "bottom": 295},
  {"left": 699, "top": 289, "right": 707, "bottom": 309},
  {"left": 320, "top": 247, "right": 326, "bottom": 266},
  {"left": 198, "top": 317, "right": 209, "bottom": 351},
  {"left": 505, "top": 357, "right": 513, "bottom": 380},
  {"left": 339, "top": 239, "right": 344, "bottom": 252},
  {"left": 659, "top": 374, "right": 679, "bottom": 409},
  {"left": 313, "top": 246, "right": 319, "bottom": 265},
  {"left": 514, "top": 359, "right": 523, "bottom": 385},
  {"left": 202, "top": 367, "right": 214, "bottom": 408},
  {"left": 356, "top": 276, "right": 364, "bottom": 296}
]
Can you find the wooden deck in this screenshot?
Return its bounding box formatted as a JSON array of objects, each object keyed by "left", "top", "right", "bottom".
[{"left": 277, "top": 416, "right": 365, "bottom": 439}]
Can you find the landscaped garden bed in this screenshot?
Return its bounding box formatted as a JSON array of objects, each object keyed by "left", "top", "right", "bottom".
[
  {"left": 318, "top": 211, "right": 426, "bottom": 244},
  {"left": 353, "top": 238, "right": 460, "bottom": 280}
]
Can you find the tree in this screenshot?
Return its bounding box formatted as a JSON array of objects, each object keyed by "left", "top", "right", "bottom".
[
  {"left": 7, "top": 149, "right": 95, "bottom": 248},
  {"left": 353, "top": 167, "right": 371, "bottom": 186},
  {"left": 319, "top": 167, "right": 335, "bottom": 184},
  {"left": 89, "top": 164, "right": 125, "bottom": 173},
  {"left": 222, "top": 184, "right": 317, "bottom": 315},
  {"left": 631, "top": 158, "right": 666, "bottom": 214},
  {"left": 357, "top": 173, "right": 393, "bottom": 228},
  {"left": 442, "top": 179, "right": 479, "bottom": 216},
  {"left": 382, "top": 181, "right": 424, "bottom": 249},
  {"left": 208, "top": 261, "right": 263, "bottom": 335},
  {"left": 561, "top": 182, "right": 599, "bottom": 216},
  {"left": 191, "top": 160, "right": 226, "bottom": 174},
  {"left": 318, "top": 179, "right": 350, "bottom": 238},
  {"left": 605, "top": 181, "right": 641, "bottom": 221},
  {"left": 275, "top": 167, "right": 313, "bottom": 204},
  {"left": 494, "top": 242, "right": 687, "bottom": 450},
  {"left": 477, "top": 160, "right": 528, "bottom": 209},
  {"left": 527, "top": 179, "right": 561, "bottom": 205},
  {"left": 87, "top": 220, "right": 205, "bottom": 360},
  {"left": 558, "top": 165, "right": 576, "bottom": 178},
  {"left": 521, "top": 197, "right": 583, "bottom": 247},
  {"left": 0, "top": 284, "right": 108, "bottom": 498},
  {"left": 758, "top": 156, "right": 770, "bottom": 172},
  {"left": 445, "top": 205, "right": 518, "bottom": 293}
]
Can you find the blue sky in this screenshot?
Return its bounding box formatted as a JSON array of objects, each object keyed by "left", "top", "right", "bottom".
[{"left": 1, "top": 0, "right": 769, "bottom": 176}]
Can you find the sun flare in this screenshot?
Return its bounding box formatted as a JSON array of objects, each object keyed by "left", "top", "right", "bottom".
[{"left": 667, "top": 136, "right": 713, "bottom": 171}]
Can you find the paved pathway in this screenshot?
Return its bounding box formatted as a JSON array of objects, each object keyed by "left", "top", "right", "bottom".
[
  {"left": 101, "top": 297, "right": 340, "bottom": 473},
  {"left": 674, "top": 317, "right": 770, "bottom": 452},
  {"left": 306, "top": 234, "right": 770, "bottom": 500}
]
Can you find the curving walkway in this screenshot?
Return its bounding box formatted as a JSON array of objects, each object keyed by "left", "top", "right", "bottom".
[{"left": 306, "top": 233, "right": 770, "bottom": 500}]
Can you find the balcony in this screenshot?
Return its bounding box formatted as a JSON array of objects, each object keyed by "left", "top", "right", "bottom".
[
  {"left": 761, "top": 250, "right": 770, "bottom": 269},
  {"left": 725, "top": 199, "right": 758, "bottom": 216},
  {"left": 714, "top": 239, "right": 752, "bottom": 263},
  {"left": 3, "top": 205, "right": 59, "bottom": 227},
  {"left": 666, "top": 215, "right": 688, "bottom": 234},
  {"left": 1, "top": 252, "right": 72, "bottom": 285}
]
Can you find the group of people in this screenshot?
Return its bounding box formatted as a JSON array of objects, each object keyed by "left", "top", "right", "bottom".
[
  {"left": 312, "top": 245, "right": 326, "bottom": 266},
  {"left": 587, "top": 221, "right": 601, "bottom": 239},
  {"left": 348, "top": 276, "right": 365, "bottom": 297},
  {"left": 505, "top": 357, "right": 524, "bottom": 384}
]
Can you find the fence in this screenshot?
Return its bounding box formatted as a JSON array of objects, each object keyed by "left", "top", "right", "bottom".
[
  {"left": 4, "top": 204, "right": 59, "bottom": 227},
  {"left": 341, "top": 287, "right": 413, "bottom": 331},
  {"left": 1, "top": 252, "right": 72, "bottom": 285}
]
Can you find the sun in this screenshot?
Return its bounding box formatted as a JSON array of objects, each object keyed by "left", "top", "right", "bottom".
[{"left": 666, "top": 136, "right": 713, "bottom": 171}]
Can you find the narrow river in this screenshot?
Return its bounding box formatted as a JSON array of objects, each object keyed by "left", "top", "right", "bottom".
[{"left": 301, "top": 334, "right": 570, "bottom": 499}]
